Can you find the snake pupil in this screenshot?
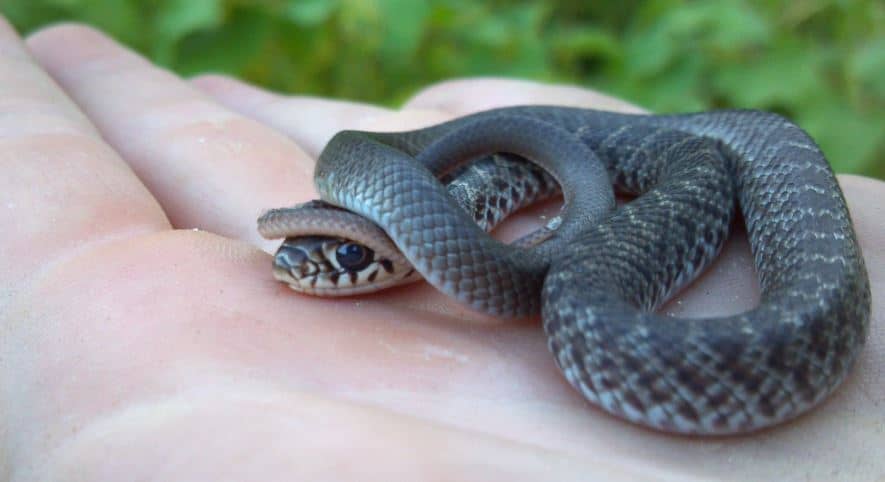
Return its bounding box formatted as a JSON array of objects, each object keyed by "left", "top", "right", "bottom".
[{"left": 335, "top": 243, "right": 373, "bottom": 271}]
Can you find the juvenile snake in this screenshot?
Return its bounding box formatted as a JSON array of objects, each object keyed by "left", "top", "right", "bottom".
[{"left": 258, "top": 106, "right": 870, "bottom": 435}]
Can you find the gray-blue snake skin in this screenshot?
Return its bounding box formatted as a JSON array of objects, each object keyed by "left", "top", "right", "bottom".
[{"left": 261, "top": 106, "right": 871, "bottom": 435}]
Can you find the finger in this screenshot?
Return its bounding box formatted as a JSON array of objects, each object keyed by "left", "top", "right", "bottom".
[
  {"left": 25, "top": 25, "right": 309, "bottom": 249},
  {"left": 192, "top": 74, "right": 396, "bottom": 159},
  {"left": 0, "top": 17, "right": 167, "bottom": 290},
  {"left": 193, "top": 74, "right": 459, "bottom": 158},
  {"left": 405, "top": 76, "right": 646, "bottom": 115},
  {"left": 837, "top": 174, "right": 885, "bottom": 398}
]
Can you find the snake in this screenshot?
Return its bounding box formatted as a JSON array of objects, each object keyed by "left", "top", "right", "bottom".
[{"left": 257, "top": 106, "right": 871, "bottom": 435}]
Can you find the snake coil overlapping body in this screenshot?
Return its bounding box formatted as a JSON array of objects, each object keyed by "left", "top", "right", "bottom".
[{"left": 258, "top": 106, "right": 870, "bottom": 435}]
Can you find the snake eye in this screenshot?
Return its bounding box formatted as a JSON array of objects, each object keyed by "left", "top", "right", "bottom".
[{"left": 335, "top": 242, "right": 374, "bottom": 271}]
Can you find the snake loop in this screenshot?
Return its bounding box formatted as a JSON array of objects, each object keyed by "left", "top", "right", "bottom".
[{"left": 259, "top": 106, "right": 870, "bottom": 435}]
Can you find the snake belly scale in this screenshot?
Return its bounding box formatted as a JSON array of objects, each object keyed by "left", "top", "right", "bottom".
[{"left": 258, "top": 106, "right": 870, "bottom": 435}]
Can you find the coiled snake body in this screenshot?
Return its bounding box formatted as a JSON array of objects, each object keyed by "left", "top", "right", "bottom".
[{"left": 258, "top": 106, "right": 870, "bottom": 435}]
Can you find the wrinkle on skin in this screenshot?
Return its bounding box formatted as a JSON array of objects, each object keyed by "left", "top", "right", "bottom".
[{"left": 27, "top": 24, "right": 314, "bottom": 249}]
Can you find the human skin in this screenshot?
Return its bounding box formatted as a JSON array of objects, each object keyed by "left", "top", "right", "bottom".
[{"left": 0, "top": 19, "right": 882, "bottom": 481}]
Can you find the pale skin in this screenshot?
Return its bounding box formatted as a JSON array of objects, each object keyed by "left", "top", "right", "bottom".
[{"left": 0, "top": 19, "right": 882, "bottom": 481}]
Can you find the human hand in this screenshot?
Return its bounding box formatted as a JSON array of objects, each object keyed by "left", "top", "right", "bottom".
[{"left": 2, "top": 19, "right": 882, "bottom": 480}]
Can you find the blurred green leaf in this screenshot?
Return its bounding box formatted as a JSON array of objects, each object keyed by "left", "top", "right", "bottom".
[
  {"left": 286, "top": 0, "right": 338, "bottom": 26},
  {"left": 0, "top": 0, "right": 70, "bottom": 32},
  {"left": 689, "top": 1, "right": 771, "bottom": 51},
  {"left": 622, "top": 24, "right": 675, "bottom": 77},
  {"left": 153, "top": 0, "right": 223, "bottom": 65},
  {"left": 377, "top": 0, "right": 427, "bottom": 62},
  {"left": 640, "top": 56, "right": 708, "bottom": 112},
  {"left": 713, "top": 41, "right": 826, "bottom": 107},
  {"left": 2, "top": 0, "right": 882, "bottom": 176},
  {"left": 172, "top": 6, "right": 271, "bottom": 76},
  {"left": 549, "top": 26, "right": 619, "bottom": 62},
  {"left": 848, "top": 36, "right": 885, "bottom": 100},
  {"left": 799, "top": 97, "right": 885, "bottom": 173}
]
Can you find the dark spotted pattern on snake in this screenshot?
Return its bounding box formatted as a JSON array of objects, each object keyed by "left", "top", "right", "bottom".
[{"left": 259, "top": 106, "right": 871, "bottom": 435}]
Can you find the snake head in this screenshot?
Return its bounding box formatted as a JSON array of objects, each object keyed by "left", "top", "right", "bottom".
[
  {"left": 258, "top": 201, "right": 421, "bottom": 296},
  {"left": 272, "top": 236, "right": 417, "bottom": 296}
]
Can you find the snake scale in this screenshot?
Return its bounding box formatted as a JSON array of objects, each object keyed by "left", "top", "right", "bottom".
[{"left": 258, "top": 106, "right": 871, "bottom": 435}]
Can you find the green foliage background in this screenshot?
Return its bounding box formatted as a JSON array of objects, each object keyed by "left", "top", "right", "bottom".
[{"left": 3, "top": 0, "right": 883, "bottom": 177}]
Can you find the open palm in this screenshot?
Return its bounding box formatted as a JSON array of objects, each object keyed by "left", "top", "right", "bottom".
[{"left": 1, "top": 20, "right": 882, "bottom": 481}]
